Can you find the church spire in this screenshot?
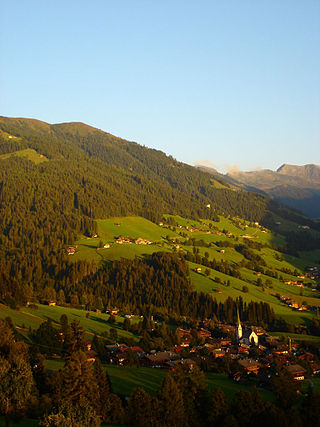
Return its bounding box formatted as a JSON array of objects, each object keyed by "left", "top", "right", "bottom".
[{"left": 236, "top": 306, "right": 242, "bottom": 342}]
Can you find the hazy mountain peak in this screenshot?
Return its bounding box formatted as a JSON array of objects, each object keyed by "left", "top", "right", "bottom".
[{"left": 277, "top": 163, "right": 320, "bottom": 181}]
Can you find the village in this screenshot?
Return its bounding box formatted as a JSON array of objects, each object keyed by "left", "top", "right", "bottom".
[{"left": 79, "top": 313, "right": 320, "bottom": 390}]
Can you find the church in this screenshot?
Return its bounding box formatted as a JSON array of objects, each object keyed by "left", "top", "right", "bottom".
[{"left": 236, "top": 309, "right": 259, "bottom": 346}]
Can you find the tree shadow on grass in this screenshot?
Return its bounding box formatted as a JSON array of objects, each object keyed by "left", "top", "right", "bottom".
[{"left": 90, "top": 315, "right": 124, "bottom": 331}]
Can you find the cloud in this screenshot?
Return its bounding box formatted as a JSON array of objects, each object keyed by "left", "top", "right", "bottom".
[
  {"left": 225, "top": 164, "right": 240, "bottom": 174},
  {"left": 193, "top": 159, "right": 217, "bottom": 168}
]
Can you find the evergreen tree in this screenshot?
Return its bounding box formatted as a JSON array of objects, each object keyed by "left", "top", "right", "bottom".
[
  {"left": 0, "top": 353, "right": 34, "bottom": 427},
  {"left": 40, "top": 403, "right": 101, "bottom": 427},
  {"left": 158, "top": 374, "right": 186, "bottom": 426},
  {"left": 33, "top": 320, "right": 62, "bottom": 356},
  {"left": 168, "top": 365, "right": 207, "bottom": 426},
  {"left": 126, "top": 387, "right": 153, "bottom": 426},
  {"left": 231, "top": 390, "right": 255, "bottom": 427},
  {"left": 207, "top": 387, "right": 228, "bottom": 425},
  {"left": 93, "top": 359, "right": 112, "bottom": 421},
  {"left": 61, "top": 351, "right": 98, "bottom": 409},
  {"left": 300, "top": 389, "right": 320, "bottom": 427}
]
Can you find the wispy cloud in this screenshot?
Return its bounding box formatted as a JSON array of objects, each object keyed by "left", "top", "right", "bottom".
[
  {"left": 225, "top": 164, "right": 240, "bottom": 174},
  {"left": 193, "top": 159, "right": 217, "bottom": 168}
]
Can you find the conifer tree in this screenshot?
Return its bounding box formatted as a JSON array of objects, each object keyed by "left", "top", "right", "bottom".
[
  {"left": 92, "top": 359, "right": 112, "bottom": 421},
  {"left": 61, "top": 351, "right": 98, "bottom": 409},
  {"left": 0, "top": 353, "right": 34, "bottom": 427},
  {"left": 207, "top": 387, "right": 228, "bottom": 425},
  {"left": 126, "top": 387, "right": 153, "bottom": 426},
  {"left": 168, "top": 365, "right": 207, "bottom": 426},
  {"left": 40, "top": 403, "right": 101, "bottom": 427},
  {"left": 300, "top": 389, "right": 320, "bottom": 427},
  {"left": 158, "top": 374, "right": 186, "bottom": 426}
]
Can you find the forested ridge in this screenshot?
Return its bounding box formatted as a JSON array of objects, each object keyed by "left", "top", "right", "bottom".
[{"left": 0, "top": 116, "right": 318, "bottom": 314}]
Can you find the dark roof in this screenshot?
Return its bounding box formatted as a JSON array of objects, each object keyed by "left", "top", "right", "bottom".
[
  {"left": 145, "top": 351, "right": 176, "bottom": 363},
  {"left": 238, "top": 358, "right": 260, "bottom": 369},
  {"left": 286, "top": 364, "right": 306, "bottom": 374}
]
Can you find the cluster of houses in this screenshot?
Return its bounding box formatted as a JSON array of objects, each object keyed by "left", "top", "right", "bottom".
[
  {"left": 115, "top": 236, "right": 153, "bottom": 245},
  {"left": 66, "top": 245, "right": 78, "bottom": 255},
  {"left": 87, "top": 315, "right": 320, "bottom": 385},
  {"left": 306, "top": 266, "right": 320, "bottom": 281},
  {"left": 279, "top": 295, "right": 308, "bottom": 311},
  {"left": 284, "top": 279, "right": 305, "bottom": 287}
]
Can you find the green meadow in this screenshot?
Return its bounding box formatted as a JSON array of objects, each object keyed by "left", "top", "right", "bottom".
[
  {"left": 68, "top": 214, "right": 320, "bottom": 325},
  {"left": 188, "top": 265, "right": 314, "bottom": 324},
  {"left": 73, "top": 239, "right": 167, "bottom": 263},
  {"left": 0, "top": 304, "right": 139, "bottom": 342},
  {"left": 0, "top": 148, "right": 48, "bottom": 164},
  {"left": 107, "top": 367, "right": 274, "bottom": 402},
  {"left": 41, "top": 361, "right": 274, "bottom": 402},
  {"left": 73, "top": 216, "right": 178, "bottom": 263},
  {"left": 97, "top": 216, "right": 177, "bottom": 241}
]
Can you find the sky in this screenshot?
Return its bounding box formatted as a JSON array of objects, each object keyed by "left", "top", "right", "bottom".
[{"left": 1, "top": 0, "right": 319, "bottom": 173}]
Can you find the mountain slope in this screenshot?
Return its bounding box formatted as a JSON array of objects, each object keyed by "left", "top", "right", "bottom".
[
  {"left": 225, "top": 165, "right": 320, "bottom": 219},
  {"left": 0, "top": 116, "right": 319, "bottom": 317},
  {"left": 0, "top": 116, "right": 271, "bottom": 222},
  {"left": 277, "top": 163, "right": 320, "bottom": 181}
]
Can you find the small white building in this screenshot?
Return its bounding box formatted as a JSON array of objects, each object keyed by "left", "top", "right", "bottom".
[{"left": 241, "top": 329, "right": 259, "bottom": 346}]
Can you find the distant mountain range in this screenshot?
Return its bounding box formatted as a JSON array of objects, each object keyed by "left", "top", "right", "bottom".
[{"left": 197, "top": 164, "right": 320, "bottom": 219}]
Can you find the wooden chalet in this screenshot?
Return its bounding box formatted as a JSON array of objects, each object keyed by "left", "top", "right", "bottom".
[
  {"left": 166, "top": 358, "right": 195, "bottom": 370},
  {"left": 238, "top": 358, "right": 260, "bottom": 374},
  {"left": 212, "top": 348, "right": 226, "bottom": 359},
  {"left": 142, "top": 351, "right": 177, "bottom": 367},
  {"left": 286, "top": 364, "right": 307, "bottom": 381}
]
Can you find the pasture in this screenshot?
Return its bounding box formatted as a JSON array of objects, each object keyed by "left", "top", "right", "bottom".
[
  {"left": 69, "top": 213, "right": 320, "bottom": 324},
  {"left": 41, "top": 361, "right": 275, "bottom": 402},
  {"left": 0, "top": 148, "right": 48, "bottom": 164},
  {"left": 0, "top": 304, "right": 139, "bottom": 342}
]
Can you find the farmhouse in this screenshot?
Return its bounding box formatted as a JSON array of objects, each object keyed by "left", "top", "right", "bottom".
[
  {"left": 48, "top": 301, "right": 56, "bottom": 306},
  {"left": 134, "top": 237, "right": 153, "bottom": 245},
  {"left": 238, "top": 358, "right": 260, "bottom": 374},
  {"left": 166, "top": 358, "right": 195, "bottom": 370},
  {"left": 212, "top": 348, "right": 226, "bottom": 359},
  {"left": 66, "top": 246, "right": 76, "bottom": 255},
  {"left": 286, "top": 364, "right": 306, "bottom": 381},
  {"left": 116, "top": 236, "right": 132, "bottom": 244},
  {"left": 143, "top": 351, "right": 177, "bottom": 367}
]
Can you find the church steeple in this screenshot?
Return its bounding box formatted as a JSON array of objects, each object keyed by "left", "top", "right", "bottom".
[{"left": 236, "top": 306, "right": 242, "bottom": 342}]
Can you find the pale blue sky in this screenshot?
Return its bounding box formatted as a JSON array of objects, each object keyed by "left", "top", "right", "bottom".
[{"left": 1, "top": 0, "right": 319, "bottom": 172}]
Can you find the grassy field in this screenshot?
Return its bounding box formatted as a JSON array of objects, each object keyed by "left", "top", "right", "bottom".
[
  {"left": 0, "top": 215, "right": 311, "bottom": 327},
  {"left": 97, "top": 216, "right": 177, "bottom": 241},
  {"left": 206, "top": 373, "right": 274, "bottom": 402},
  {"left": 268, "top": 332, "right": 320, "bottom": 343},
  {"left": 68, "top": 214, "right": 320, "bottom": 325},
  {"left": 0, "top": 304, "right": 139, "bottom": 342},
  {"left": 0, "top": 148, "right": 48, "bottom": 164},
  {"left": 43, "top": 359, "right": 167, "bottom": 396},
  {"left": 107, "top": 366, "right": 274, "bottom": 401},
  {"left": 106, "top": 365, "right": 167, "bottom": 396},
  {"left": 72, "top": 216, "right": 178, "bottom": 263},
  {"left": 73, "top": 239, "right": 167, "bottom": 263},
  {"left": 42, "top": 360, "right": 274, "bottom": 402}
]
